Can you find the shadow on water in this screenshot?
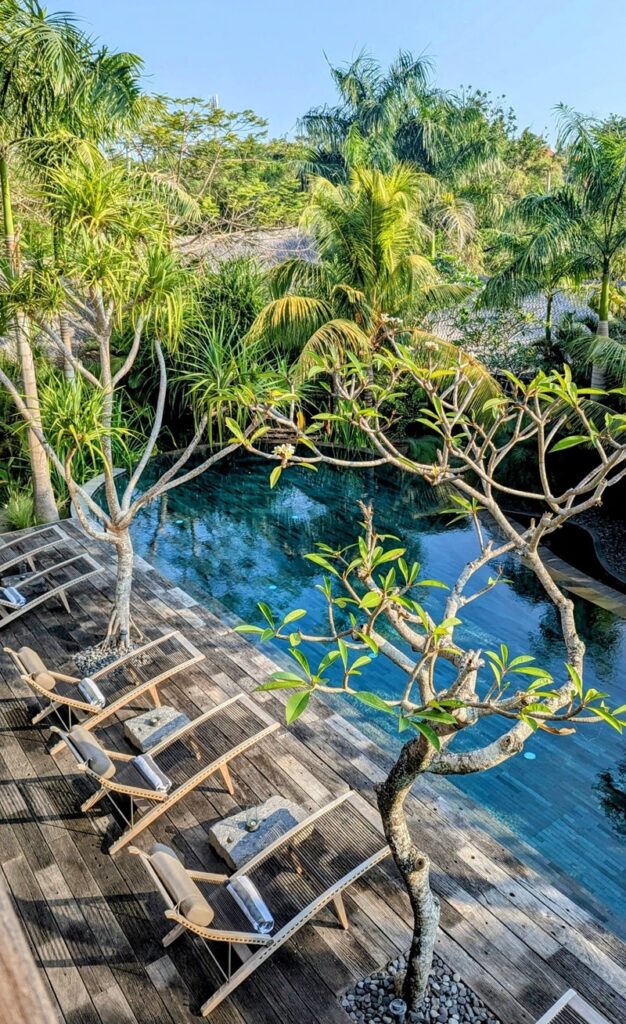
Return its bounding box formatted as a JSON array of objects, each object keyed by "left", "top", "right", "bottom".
[{"left": 104, "top": 450, "right": 626, "bottom": 934}]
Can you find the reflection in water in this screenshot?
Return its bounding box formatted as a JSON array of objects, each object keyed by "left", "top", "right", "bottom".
[
  {"left": 596, "top": 758, "right": 626, "bottom": 838},
  {"left": 116, "top": 451, "right": 626, "bottom": 934}
]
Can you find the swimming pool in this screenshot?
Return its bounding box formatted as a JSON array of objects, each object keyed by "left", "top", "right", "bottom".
[{"left": 119, "top": 451, "right": 626, "bottom": 933}]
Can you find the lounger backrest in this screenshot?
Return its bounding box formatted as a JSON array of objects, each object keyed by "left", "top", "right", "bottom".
[
  {"left": 15, "top": 647, "right": 57, "bottom": 690},
  {"left": 65, "top": 725, "right": 116, "bottom": 779},
  {"left": 149, "top": 843, "right": 214, "bottom": 927}
]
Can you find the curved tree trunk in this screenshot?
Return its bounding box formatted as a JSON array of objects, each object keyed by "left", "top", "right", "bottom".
[
  {"left": 375, "top": 737, "right": 440, "bottom": 1009},
  {"left": 16, "top": 314, "right": 59, "bottom": 523}
]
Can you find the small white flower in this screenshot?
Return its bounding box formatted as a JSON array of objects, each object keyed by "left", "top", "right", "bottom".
[{"left": 273, "top": 443, "right": 295, "bottom": 462}]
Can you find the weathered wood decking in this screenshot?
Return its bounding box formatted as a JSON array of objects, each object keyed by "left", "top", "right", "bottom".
[{"left": 0, "top": 521, "right": 625, "bottom": 1024}]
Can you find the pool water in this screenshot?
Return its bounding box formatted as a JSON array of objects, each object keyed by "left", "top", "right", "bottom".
[{"left": 121, "top": 452, "right": 626, "bottom": 932}]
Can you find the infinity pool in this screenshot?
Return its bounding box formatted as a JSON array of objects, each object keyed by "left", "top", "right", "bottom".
[{"left": 120, "top": 452, "right": 626, "bottom": 933}]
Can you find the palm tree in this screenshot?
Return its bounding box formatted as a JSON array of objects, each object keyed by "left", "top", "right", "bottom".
[
  {"left": 247, "top": 165, "right": 477, "bottom": 396},
  {"left": 507, "top": 108, "right": 626, "bottom": 386},
  {"left": 300, "top": 52, "right": 502, "bottom": 260},
  {"left": 0, "top": 0, "right": 141, "bottom": 521},
  {"left": 300, "top": 51, "right": 432, "bottom": 178},
  {"left": 480, "top": 217, "right": 593, "bottom": 360}
]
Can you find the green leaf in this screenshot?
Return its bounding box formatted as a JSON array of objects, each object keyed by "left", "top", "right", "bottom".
[
  {"left": 305, "top": 552, "right": 340, "bottom": 576},
  {"left": 255, "top": 677, "right": 307, "bottom": 691},
  {"left": 282, "top": 608, "right": 307, "bottom": 625},
  {"left": 257, "top": 602, "right": 274, "bottom": 627},
  {"left": 234, "top": 624, "right": 265, "bottom": 634},
  {"left": 357, "top": 632, "right": 379, "bottom": 655},
  {"left": 360, "top": 590, "right": 382, "bottom": 610},
  {"left": 590, "top": 706, "right": 623, "bottom": 731},
  {"left": 269, "top": 465, "right": 282, "bottom": 488},
  {"left": 412, "top": 721, "right": 441, "bottom": 750},
  {"left": 290, "top": 648, "right": 311, "bottom": 676},
  {"left": 550, "top": 435, "right": 589, "bottom": 453},
  {"left": 337, "top": 638, "right": 348, "bottom": 668},
  {"left": 374, "top": 548, "right": 406, "bottom": 565},
  {"left": 352, "top": 691, "right": 393, "bottom": 713},
  {"left": 286, "top": 691, "right": 311, "bottom": 724}
]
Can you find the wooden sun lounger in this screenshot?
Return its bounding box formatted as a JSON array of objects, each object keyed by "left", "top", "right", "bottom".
[
  {"left": 0, "top": 553, "right": 102, "bottom": 630},
  {"left": 52, "top": 694, "right": 280, "bottom": 855},
  {"left": 0, "top": 523, "right": 67, "bottom": 578},
  {"left": 3, "top": 630, "right": 205, "bottom": 745},
  {"left": 535, "top": 989, "right": 613, "bottom": 1024},
  {"left": 131, "top": 791, "right": 391, "bottom": 1016}
]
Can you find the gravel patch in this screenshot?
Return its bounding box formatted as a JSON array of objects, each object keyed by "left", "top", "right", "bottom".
[
  {"left": 341, "top": 952, "right": 501, "bottom": 1024},
  {"left": 73, "top": 642, "right": 151, "bottom": 676}
]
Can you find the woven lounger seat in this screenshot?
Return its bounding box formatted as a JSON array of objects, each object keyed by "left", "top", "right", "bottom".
[
  {"left": 0, "top": 523, "right": 66, "bottom": 578},
  {"left": 131, "top": 791, "right": 391, "bottom": 1016},
  {"left": 4, "top": 630, "right": 205, "bottom": 740},
  {"left": 52, "top": 694, "right": 280, "bottom": 855},
  {"left": 0, "top": 553, "right": 102, "bottom": 629},
  {"left": 535, "top": 989, "right": 614, "bottom": 1023}
]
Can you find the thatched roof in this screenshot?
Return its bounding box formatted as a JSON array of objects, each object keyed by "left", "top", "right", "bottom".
[{"left": 176, "top": 227, "right": 317, "bottom": 268}]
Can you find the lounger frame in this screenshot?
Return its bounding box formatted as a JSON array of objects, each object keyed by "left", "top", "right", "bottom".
[
  {"left": 54, "top": 694, "right": 279, "bottom": 855},
  {"left": 0, "top": 553, "right": 101, "bottom": 629},
  {"left": 535, "top": 988, "right": 613, "bottom": 1024},
  {"left": 0, "top": 523, "right": 66, "bottom": 577},
  {"left": 4, "top": 629, "right": 205, "bottom": 746},
  {"left": 131, "top": 791, "right": 391, "bottom": 1016}
]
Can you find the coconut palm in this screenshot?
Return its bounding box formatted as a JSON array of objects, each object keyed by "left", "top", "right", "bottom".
[
  {"left": 246, "top": 164, "right": 487, "bottom": 413},
  {"left": 506, "top": 108, "right": 626, "bottom": 386},
  {"left": 0, "top": 0, "right": 141, "bottom": 521}
]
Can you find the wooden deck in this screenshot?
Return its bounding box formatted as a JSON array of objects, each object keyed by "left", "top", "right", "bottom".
[{"left": 1, "top": 521, "right": 625, "bottom": 1024}]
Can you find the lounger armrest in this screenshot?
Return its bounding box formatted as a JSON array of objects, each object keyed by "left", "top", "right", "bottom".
[
  {"left": 49, "top": 671, "right": 80, "bottom": 683},
  {"left": 163, "top": 909, "right": 274, "bottom": 946},
  {"left": 188, "top": 870, "right": 230, "bottom": 884}
]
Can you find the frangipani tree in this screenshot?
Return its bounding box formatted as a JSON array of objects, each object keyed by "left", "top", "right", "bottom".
[
  {"left": 0, "top": 152, "right": 275, "bottom": 646},
  {"left": 232, "top": 343, "right": 626, "bottom": 1009}
]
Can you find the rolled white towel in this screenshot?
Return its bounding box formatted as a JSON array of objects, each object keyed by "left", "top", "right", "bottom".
[
  {"left": 134, "top": 754, "right": 172, "bottom": 793},
  {"left": 77, "top": 677, "right": 106, "bottom": 708},
  {"left": 227, "top": 875, "right": 274, "bottom": 934},
  {"left": 0, "top": 586, "right": 26, "bottom": 609}
]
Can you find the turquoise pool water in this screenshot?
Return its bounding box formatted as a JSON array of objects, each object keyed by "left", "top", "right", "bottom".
[{"left": 121, "top": 452, "right": 626, "bottom": 932}]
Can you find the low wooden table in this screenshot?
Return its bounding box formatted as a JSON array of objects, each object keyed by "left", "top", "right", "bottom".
[
  {"left": 208, "top": 796, "right": 306, "bottom": 870},
  {"left": 123, "top": 705, "right": 190, "bottom": 752}
]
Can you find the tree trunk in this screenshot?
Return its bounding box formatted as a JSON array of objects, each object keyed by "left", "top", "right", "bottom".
[
  {"left": 16, "top": 314, "right": 59, "bottom": 522},
  {"left": 59, "top": 314, "right": 76, "bottom": 381},
  {"left": 544, "top": 292, "right": 553, "bottom": 354},
  {"left": 1, "top": 152, "right": 59, "bottom": 523},
  {"left": 110, "top": 527, "right": 134, "bottom": 647},
  {"left": 375, "top": 738, "right": 440, "bottom": 1009},
  {"left": 592, "top": 268, "right": 610, "bottom": 389}
]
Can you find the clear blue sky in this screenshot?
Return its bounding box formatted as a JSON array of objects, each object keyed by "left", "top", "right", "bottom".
[{"left": 69, "top": 0, "right": 626, "bottom": 141}]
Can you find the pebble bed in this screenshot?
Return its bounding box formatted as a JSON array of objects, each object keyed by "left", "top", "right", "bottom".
[
  {"left": 73, "top": 643, "right": 150, "bottom": 676},
  {"left": 341, "top": 953, "right": 501, "bottom": 1024}
]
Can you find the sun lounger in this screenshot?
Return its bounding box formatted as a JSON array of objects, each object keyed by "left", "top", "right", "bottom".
[
  {"left": 52, "top": 694, "right": 280, "bottom": 855},
  {"left": 0, "top": 553, "right": 102, "bottom": 630},
  {"left": 4, "top": 630, "right": 204, "bottom": 743},
  {"left": 0, "top": 523, "right": 66, "bottom": 578},
  {"left": 130, "top": 791, "right": 391, "bottom": 1015},
  {"left": 535, "top": 989, "right": 613, "bottom": 1023}
]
